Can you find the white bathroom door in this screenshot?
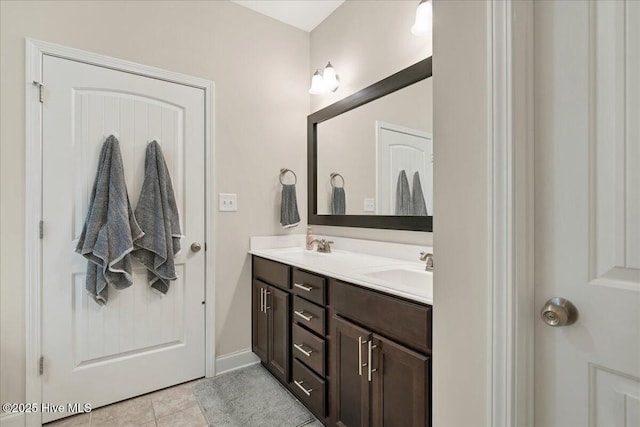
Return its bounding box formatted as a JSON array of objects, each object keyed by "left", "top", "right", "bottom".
[
  {"left": 376, "top": 121, "right": 432, "bottom": 215},
  {"left": 534, "top": 1, "right": 640, "bottom": 425},
  {"left": 41, "top": 55, "right": 206, "bottom": 422}
]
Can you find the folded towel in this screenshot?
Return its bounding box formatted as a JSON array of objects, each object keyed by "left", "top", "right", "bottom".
[
  {"left": 395, "top": 170, "right": 411, "bottom": 215},
  {"left": 132, "top": 141, "right": 182, "bottom": 295},
  {"left": 411, "top": 171, "right": 428, "bottom": 216},
  {"left": 331, "top": 187, "right": 346, "bottom": 215},
  {"left": 280, "top": 184, "right": 301, "bottom": 228},
  {"left": 75, "top": 135, "right": 144, "bottom": 306}
]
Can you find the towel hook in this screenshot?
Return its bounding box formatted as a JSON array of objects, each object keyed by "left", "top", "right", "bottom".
[
  {"left": 330, "top": 172, "right": 345, "bottom": 188},
  {"left": 279, "top": 168, "right": 297, "bottom": 185}
]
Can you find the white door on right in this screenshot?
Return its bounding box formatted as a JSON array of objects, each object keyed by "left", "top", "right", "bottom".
[{"left": 535, "top": 1, "right": 640, "bottom": 426}]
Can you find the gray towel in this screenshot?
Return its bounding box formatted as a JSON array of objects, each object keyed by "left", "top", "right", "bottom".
[
  {"left": 280, "top": 184, "right": 301, "bottom": 228},
  {"left": 132, "top": 141, "right": 182, "bottom": 295},
  {"left": 395, "top": 170, "right": 411, "bottom": 215},
  {"left": 411, "top": 171, "right": 428, "bottom": 216},
  {"left": 75, "top": 136, "right": 143, "bottom": 306},
  {"left": 331, "top": 187, "right": 346, "bottom": 215}
]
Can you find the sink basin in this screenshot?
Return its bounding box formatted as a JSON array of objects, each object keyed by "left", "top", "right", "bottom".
[{"left": 361, "top": 265, "right": 432, "bottom": 295}]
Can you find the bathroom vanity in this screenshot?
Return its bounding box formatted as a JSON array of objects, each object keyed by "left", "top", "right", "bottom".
[{"left": 250, "top": 239, "right": 432, "bottom": 427}]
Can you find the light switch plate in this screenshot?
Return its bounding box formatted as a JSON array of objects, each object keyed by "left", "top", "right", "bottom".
[
  {"left": 364, "top": 198, "right": 375, "bottom": 212},
  {"left": 219, "top": 193, "right": 237, "bottom": 212}
]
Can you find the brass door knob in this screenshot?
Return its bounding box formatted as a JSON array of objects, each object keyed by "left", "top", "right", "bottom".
[
  {"left": 190, "top": 242, "right": 202, "bottom": 253},
  {"left": 540, "top": 297, "right": 577, "bottom": 327}
]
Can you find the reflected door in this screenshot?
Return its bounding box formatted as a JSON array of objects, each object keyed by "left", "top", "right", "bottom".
[
  {"left": 41, "top": 55, "right": 206, "bottom": 422},
  {"left": 535, "top": 1, "right": 640, "bottom": 425},
  {"left": 376, "top": 121, "right": 433, "bottom": 215}
]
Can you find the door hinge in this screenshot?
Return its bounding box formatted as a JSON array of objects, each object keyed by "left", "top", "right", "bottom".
[
  {"left": 39, "top": 220, "right": 44, "bottom": 239},
  {"left": 38, "top": 356, "right": 44, "bottom": 376},
  {"left": 33, "top": 81, "right": 44, "bottom": 103}
]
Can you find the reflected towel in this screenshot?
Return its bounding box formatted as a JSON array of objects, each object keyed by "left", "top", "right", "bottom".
[
  {"left": 331, "top": 187, "right": 346, "bottom": 215},
  {"left": 280, "top": 184, "right": 301, "bottom": 228},
  {"left": 75, "top": 135, "right": 144, "bottom": 306},
  {"left": 411, "top": 171, "right": 428, "bottom": 216},
  {"left": 133, "top": 141, "right": 182, "bottom": 295},
  {"left": 395, "top": 170, "right": 411, "bottom": 215}
]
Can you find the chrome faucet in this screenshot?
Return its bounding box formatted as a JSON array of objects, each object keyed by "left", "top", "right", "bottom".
[
  {"left": 419, "top": 252, "right": 434, "bottom": 271},
  {"left": 311, "top": 239, "right": 334, "bottom": 253}
]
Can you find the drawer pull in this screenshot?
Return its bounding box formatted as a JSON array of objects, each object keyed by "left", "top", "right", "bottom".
[
  {"left": 293, "top": 380, "right": 313, "bottom": 396},
  {"left": 294, "top": 343, "right": 313, "bottom": 357},
  {"left": 294, "top": 310, "right": 313, "bottom": 321},
  {"left": 294, "top": 283, "right": 314, "bottom": 292}
]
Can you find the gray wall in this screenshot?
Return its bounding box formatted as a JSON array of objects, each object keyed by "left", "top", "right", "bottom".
[{"left": 0, "top": 0, "right": 309, "bottom": 406}]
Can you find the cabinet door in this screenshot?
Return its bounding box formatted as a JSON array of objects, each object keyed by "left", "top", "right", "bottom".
[
  {"left": 332, "top": 316, "right": 371, "bottom": 427},
  {"left": 252, "top": 280, "right": 268, "bottom": 363},
  {"left": 370, "top": 334, "right": 430, "bottom": 427},
  {"left": 267, "top": 285, "right": 290, "bottom": 382}
]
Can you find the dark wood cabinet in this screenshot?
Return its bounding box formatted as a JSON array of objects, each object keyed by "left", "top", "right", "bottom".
[
  {"left": 268, "top": 286, "right": 290, "bottom": 381},
  {"left": 370, "top": 334, "right": 429, "bottom": 427},
  {"left": 252, "top": 280, "right": 268, "bottom": 362},
  {"left": 332, "top": 316, "right": 430, "bottom": 427},
  {"left": 332, "top": 315, "right": 371, "bottom": 427},
  {"left": 252, "top": 255, "right": 431, "bottom": 427},
  {"left": 252, "top": 278, "right": 290, "bottom": 383}
]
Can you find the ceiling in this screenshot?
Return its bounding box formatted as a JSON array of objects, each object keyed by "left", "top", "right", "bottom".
[{"left": 231, "top": 0, "right": 345, "bottom": 32}]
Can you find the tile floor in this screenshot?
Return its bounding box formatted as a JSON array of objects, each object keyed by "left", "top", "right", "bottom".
[{"left": 45, "top": 380, "right": 207, "bottom": 427}]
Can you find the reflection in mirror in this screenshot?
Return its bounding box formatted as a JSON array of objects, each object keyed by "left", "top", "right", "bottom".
[{"left": 316, "top": 78, "right": 432, "bottom": 216}]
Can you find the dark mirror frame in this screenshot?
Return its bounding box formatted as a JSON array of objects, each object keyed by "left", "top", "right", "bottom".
[{"left": 307, "top": 57, "right": 433, "bottom": 231}]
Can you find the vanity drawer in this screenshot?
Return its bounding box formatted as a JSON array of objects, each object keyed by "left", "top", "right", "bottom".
[
  {"left": 293, "top": 323, "right": 326, "bottom": 377},
  {"left": 291, "top": 359, "right": 326, "bottom": 418},
  {"left": 292, "top": 268, "right": 326, "bottom": 305},
  {"left": 252, "top": 256, "right": 290, "bottom": 290},
  {"left": 331, "top": 280, "right": 432, "bottom": 353},
  {"left": 293, "top": 296, "right": 326, "bottom": 336}
]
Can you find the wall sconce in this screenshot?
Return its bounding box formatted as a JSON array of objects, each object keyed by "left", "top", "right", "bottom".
[
  {"left": 309, "top": 62, "right": 340, "bottom": 95},
  {"left": 411, "top": 0, "right": 432, "bottom": 36}
]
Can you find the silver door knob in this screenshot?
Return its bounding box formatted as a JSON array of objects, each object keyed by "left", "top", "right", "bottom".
[
  {"left": 190, "top": 242, "right": 202, "bottom": 253},
  {"left": 540, "top": 297, "right": 577, "bottom": 327}
]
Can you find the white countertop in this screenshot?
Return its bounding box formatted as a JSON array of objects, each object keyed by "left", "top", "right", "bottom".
[{"left": 249, "top": 243, "right": 433, "bottom": 305}]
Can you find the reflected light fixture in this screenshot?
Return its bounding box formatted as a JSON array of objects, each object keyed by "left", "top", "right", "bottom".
[
  {"left": 411, "top": 0, "right": 432, "bottom": 36},
  {"left": 308, "top": 62, "right": 340, "bottom": 95}
]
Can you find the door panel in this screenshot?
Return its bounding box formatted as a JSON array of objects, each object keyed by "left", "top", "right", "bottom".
[
  {"left": 42, "top": 55, "right": 206, "bottom": 422},
  {"left": 370, "top": 334, "right": 429, "bottom": 427},
  {"left": 376, "top": 122, "right": 433, "bottom": 215},
  {"left": 268, "top": 286, "right": 290, "bottom": 382},
  {"left": 534, "top": 1, "right": 640, "bottom": 425},
  {"left": 252, "top": 280, "right": 268, "bottom": 362},
  {"left": 332, "top": 316, "right": 370, "bottom": 427}
]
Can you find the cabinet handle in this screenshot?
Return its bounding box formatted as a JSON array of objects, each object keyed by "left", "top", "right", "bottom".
[
  {"left": 294, "top": 343, "right": 313, "bottom": 357},
  {"left": 260, "top": 288, "right": 264, "bottom": 313},
  {"left": 264, "top": 290, "right": 271, "bottom": 311},
  {"left": 367, "top": 340, "right": 377, "bottom": 382},
  {"left": 294, "top": 310, "right": 313, "bottom": 321},
  {"left": 293, "top": 380, "right": 313, "bottom": 396},
  {"left": 358, "top": 336, "right": 364, "bottom": 376},
  {"left": 294, "top": 283, "right": 314, "bottom": 292}
]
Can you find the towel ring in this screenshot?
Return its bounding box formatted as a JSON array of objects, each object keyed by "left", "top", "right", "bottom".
[
  {"left": 330, "top": 173, "right": 345, "bottom": 188},
  {"left": 279, "top": 168, "right": 297, "bottom": 185}
]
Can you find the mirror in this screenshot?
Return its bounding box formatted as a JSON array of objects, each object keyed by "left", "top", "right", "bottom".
[{"left": 308, "top": 58, "right": 433, "bottom": 231}]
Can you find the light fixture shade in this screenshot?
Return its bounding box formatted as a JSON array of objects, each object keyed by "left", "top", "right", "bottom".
[
  {"left": 323, "top": 62, "right": 340, "bottom": 92},
  {"left": 309, "top": 69, "right": 326, "bottom": 95},
  {"left": 411, "top": 0, "right": 432, "bottom": 36}
]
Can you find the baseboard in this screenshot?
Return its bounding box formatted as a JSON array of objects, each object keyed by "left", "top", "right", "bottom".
[
  {"left": 215, "top": 348, "right": 260, "bottom": 376},
  {"left": 0, "top": 412, "right": 25, "bottom": 427}
]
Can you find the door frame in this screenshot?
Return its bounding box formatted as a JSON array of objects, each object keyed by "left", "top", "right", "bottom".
[
  {"left": 487, "top": 1, "right": 534, "bottom": 426},
  {"left": 24, "top": 38, "right": 216, "bottom": 426}
]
